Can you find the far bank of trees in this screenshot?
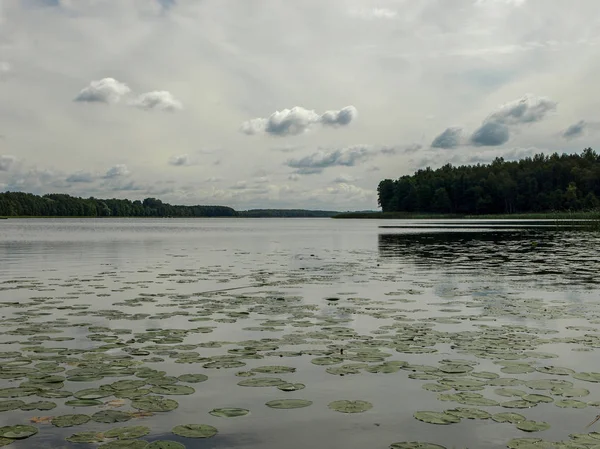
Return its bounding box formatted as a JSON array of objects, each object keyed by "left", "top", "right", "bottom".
[{"left": 378, "top": 148, "right": 600, "bottom": 214}]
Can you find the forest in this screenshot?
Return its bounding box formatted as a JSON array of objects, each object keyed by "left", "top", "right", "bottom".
[
  {"left": 0, "top": 193, "right": 338, "bottom": 218},
  {"left": 377, "top": 148, "right": 600, "bottom": 214}
]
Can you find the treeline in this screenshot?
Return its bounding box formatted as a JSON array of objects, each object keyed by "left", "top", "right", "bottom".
[
  {"left": 0, "top": 192, "right": 339, "bottom": 218},
  {"left": 378, "top": 148, "right": 600, "bottom": 214},
  {"left": 239, "top": 209, "right": 338, "bottom": 218},
  {"left": 0, "top": 193, "right": 238, "bottom": 217}
]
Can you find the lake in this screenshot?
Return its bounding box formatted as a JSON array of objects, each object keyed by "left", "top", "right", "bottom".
[{"left": 1, "top": 218, "right": 600, "bottom": 449}]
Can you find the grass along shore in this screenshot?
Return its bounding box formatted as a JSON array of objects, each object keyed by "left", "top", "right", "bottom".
[{"left": 333, "top": 210, "right": 600, "bottom": 220}]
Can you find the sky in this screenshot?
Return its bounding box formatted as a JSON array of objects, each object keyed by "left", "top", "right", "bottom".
[{"left": 1, "top": 0, "right": 599, "bottom": 211}]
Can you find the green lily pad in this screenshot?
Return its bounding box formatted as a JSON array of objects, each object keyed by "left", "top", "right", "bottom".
[
  {"left": 494, "top": 388, "right": 526, "bottom": 398},
  {"left": 555, "top": 399, "right": 587, "bottom": 408},
  {"left": 414, "top": 411, "right": 461, "bottom": 425},
  {"left": 516, "top": 420, "right": 550, "bottom": 432},
  {"left": 277, "top": 383, "right": 305, "bottom": 392},
  {"left": 146, "top": 442, "right": 184, "bottom": 449},
  {"left": 237, "top": 377, "right": 286, "bottom": 387},
  {"left": 131, "top": 397, "right": 178, "bottom": 412},
  {"left": 0, "top": 387, "right": 36, "bottom": 398},
  {"left": 104, "top": 426, "right": 150, "bottom": 440},
  {"left": 52, "top": 414, "right": 91, "bottom": 427},
  {"left": 523, "top": 394, "right": 553, "bottom": 404},
  {"left": 65, "top": 399, "right": 103, "bottom": 407},
  {"left": 535, "top": 366, "right": 574, "bottom": 376},
  {"left": 209, "top": 408, "right": 249, "bottom": 418},
  {"left": 21, "top": 400, "right": 57, "bottom": 411},
  {"left": 501, "top": 400, "right": 535, "bottom": 409},
  {"left": 177, "top": 374, "right": 208, "bottom": 383},
  {"left": 149, "top": 385, "right": 195, "bottom": 395},
  {"left": 445, "top": 407, "right": 490, "bottom": 419},
  {"left": 390, "top": 444, "right": 446, "bottom": 449},
  {"left": 491, "top": 412, "right": 526, "bottom": 423},
  {"left": 251, "top": 366, "right": 296, "bottom": 374},
  {"left": 66, "top": 431, "right": 106, "bottom": 443},
  {"left": 525, "top": 379, "right": 572, "bottom": 390},
  {"left": 328, "top": 400, "right": 373, "bottom": 413},
  {"left": 573, "top": 372, "right": 600, "bottom": 383},
  {"left": 265, "top": 399, "right": 313, "bottom": 409},
  {"left": 110, "top": 380, "right": 146, "bottom": 391},
  {"left": 172, "top": 424, "right": 218, "bottom": 438},
  {"left": 74, "top": 388, "right": 113, "bottom": 400},
  {"left": 0, "top": 424, "right": 39, "bottom": 439},
  {"left": 506, "top": 438, "right": 553, "bottom": 449},
  {"left": 99, "top": 440, "right": 149, "bottom": 449},
  {"left": 0, "top": 400, "right": 25, "bottom": 412},
  {"left": 551, "top": 387, "right": 589, "bottom": 398},
  {"left": 91, "top": 410, "right": 132, "bottom": 423}
]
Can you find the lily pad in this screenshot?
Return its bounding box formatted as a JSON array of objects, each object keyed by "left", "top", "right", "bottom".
[
  {"left": 445, "top": 407, "right": 490, "bottom": 419},
  {"left": 52, "top": 414, "right": 91, "bottom": 427},
  {"left": 0, "top": 400, "right": 25, "bottom": 411},
  {"left": 74, "top": 388, "right": 113, "bottom": 400},
  {"left": 172, "top": 424, "right": 218, "bottom": 438},
  {"left": 99, "top": 440, "right": 149, "bottom": 449},
  {"left": 328, "top": 400, "right": 373, "bottom": 413},
  {"left": 177, "top": 374, "right": 208, "bottom": 383},
  {"left": 277, "top": 383, "right": 305, "bottom": 392},
  {"left": 149, "top": 385, "right": 195, "bottom": 395},
  {"left": 146, "top": 442, "right": 184, "bottom": 449},
  {"left": 104, "top": 426, "right": 150, "bottom": 440},
  {"left": 209, "top": 408, "right": 249, "bottom": 418},
  {"left": 237, "top": 377, "right": 286, "bottom": 387},
  {"left": 414, "top": 411, "right": 461, "bottom": 425},
  {"left": 555, "top": 399, "right": 587, "bottom": 408},
  {"left": 251, "top": 366, "right": 296, "bottom": 374},
  {"left": 390, "top": 444, "right": 446, "bottom": 449},
  {"left": 131, "top": 397, "right": 178, "bottom": 412},
  {"left": 91, "top": 410, "right": 132, "bottom": 423},
  {"left": 65, "top": 399, "right": 103, "bottom": 407},
  {"left": 515, "top": 420, "right": 550, "bottom": 432},
  {"left": 265, "top": 399, "right": 313, "bottom": 409},
  {"left": 0, "top": 424, "right": 39, "bottom": 439},
  {"left": 66, "top": 431, "right": 106, "bottom": 443},
  {"left": 491, "top": 412, "right": 526, "bottom": 423}
]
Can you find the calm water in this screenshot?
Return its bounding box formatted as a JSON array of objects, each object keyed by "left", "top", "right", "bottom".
[{"left": 1, "top": 218, "right": 600, "bottom": 449}]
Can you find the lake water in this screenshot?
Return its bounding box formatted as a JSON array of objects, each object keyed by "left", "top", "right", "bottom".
[{"left": 1, "top": 218, "right": 600, "bottom": 449}]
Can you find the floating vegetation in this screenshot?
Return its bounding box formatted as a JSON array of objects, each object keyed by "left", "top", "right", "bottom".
[
  {"left": 171, "top": 424, "right": 218, "bottom": 438},
  {"left": 265, "top": 399, "right": 313, "bottom": 409},
  {"left": 209, "top": 408, "right": 249, "bottom": 418},
  {"left": 328, "top": 400, "right": 373, "bottom": 413},
  {"left": 413, "top": 411, "right": 461, "bottom": 425}
]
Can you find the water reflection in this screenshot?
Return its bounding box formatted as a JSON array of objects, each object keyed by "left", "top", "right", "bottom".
[{"left": 378, "top": 229, "right": 600, "bottom": 287}]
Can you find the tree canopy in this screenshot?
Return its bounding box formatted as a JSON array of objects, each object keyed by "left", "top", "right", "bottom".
[{"left": 378, "top": 148, "right": 600, "bottom": 215}]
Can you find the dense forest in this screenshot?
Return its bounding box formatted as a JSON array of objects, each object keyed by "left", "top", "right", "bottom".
[
  {"left": 0, "top": 192, "right": 338, "bottom": 218},
  {"left": 378, "top": 148, "right": 600, "bottom": 214}
]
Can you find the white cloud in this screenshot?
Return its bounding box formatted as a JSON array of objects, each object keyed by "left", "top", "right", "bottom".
[
  {"left": 241, "top": 106, "right": 357, "bottom": 136},
  {"left": 130, "top": 91, "right": 183, "bottom": 112},
  {"left": 169, "top": 154, "right": 191, "bottom": 166},
  {"left": 349, "top": 8, "right": 397, "bottom": 19},
  {"left": 333, "top": 174, "right": 358, "bottom": 183},
  {"left": 66, "top": 171, "right": 95, "bottom": 183},
  {"left": 74, "top": 78, "right": 131, "bottom": 104},
  {"left": 0, "top": 155, "right": 16, "bottom": 171},
  {"left": 104, "top": 164, "right": 130, "bottom": 178}
]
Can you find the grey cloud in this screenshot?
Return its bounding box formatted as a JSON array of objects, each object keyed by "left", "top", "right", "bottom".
[
  {"left": 562, "top": 120, "right": 586, "bottom": 139},
  {"left": 0, "top": 155, "right": 16, "bottom": 171},
  {"left": 74, "top": 78, "right": 131, "bottom": 104},
  {"left": 470, "top": 122, "right": 510, "bottom": 146},
  {"left": 486, "top": 95, "right": 557, "bottom": 126},
  {"left": 104, "top": 164, "right": 130, "bottom": 178},
  {"left": 0, "top": 62, "right": 11, "bottom": 80},
  {"left": 130, "top": 91, "right": 182, "bottom": 111},
  {"left": 431, "top": 127, "right": 462, "bottom": 149},
  {"left": 66, "top": 171, "right": 95, "bottom": 183},
  {"left": 320, "top": 106, "right": 358, "bottom": 127},
  {"left": 467, "top": 94, "right": 557, "bottom": 147},
  {"left": 241, "top": 106, "right": 357, "bottom": 137},
  {"left": 169, "top": 154, "right": 191, "bottom": 166},
  {"left": 333, "top": 174, "right": 358, "bottom": 183},
  {"left": 286, "top": 146, "right": 372, "bottom": 174}
]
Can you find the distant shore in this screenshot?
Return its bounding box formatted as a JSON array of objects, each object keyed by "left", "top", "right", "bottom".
[{"left": 332, "top": 211, "right": 600, "bottom": 220}]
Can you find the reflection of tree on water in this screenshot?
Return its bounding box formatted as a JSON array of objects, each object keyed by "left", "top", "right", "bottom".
[{"left": 377, "top": 230, "right": 600, "bottom": 286}]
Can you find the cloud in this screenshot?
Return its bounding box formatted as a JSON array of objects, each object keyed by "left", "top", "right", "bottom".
[
  {"left": 168, "top": 154, "right": 191, "bottom": 166},
  {"left": 485, "top": 95, "right": 557, "bottom": 126},
  {"left": 0, "top": 155, "right": 16, "bottom": 171},
  {"left": 333, "top": 174, "right": 358, "bottom": 183},
  {"left": 286, "top": 146, "right": 372, "bottom": 174},
  {"left": 129, "top": 91, "right": 183, "bottom": 111},
  {"left": 562, "top": 120, "right": 586, "bottom": 139},
  {"left": 0, "top": 62, "right": 11, "bottom": 79},
  {"left": 470, "top": 122, "right": 510, "bottom": 146},
  {"left": 65, "top": 171, "right": 95, "bottom": 183},
  {"left": 104, "top": 164, "right": 130, "bottom": 178},
  {"left": 74, "top": 78, "right": 131, "bottom": 104},
  {"left": 431, "top": 127, "right": 462, "bottom": 149},
  {"left": 468, "top": 94, "right": 557, "bottom": 147},
  {"left": 349, "top": 8, "right": 397, "bottom": 19},
  {"left": 241, "top": 106, "right": 357, "bottom": 136}
]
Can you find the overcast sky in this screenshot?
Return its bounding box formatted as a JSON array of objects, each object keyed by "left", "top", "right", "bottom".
[{"left": 1, "top": 0, "right": 599, "bottom": 210}]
